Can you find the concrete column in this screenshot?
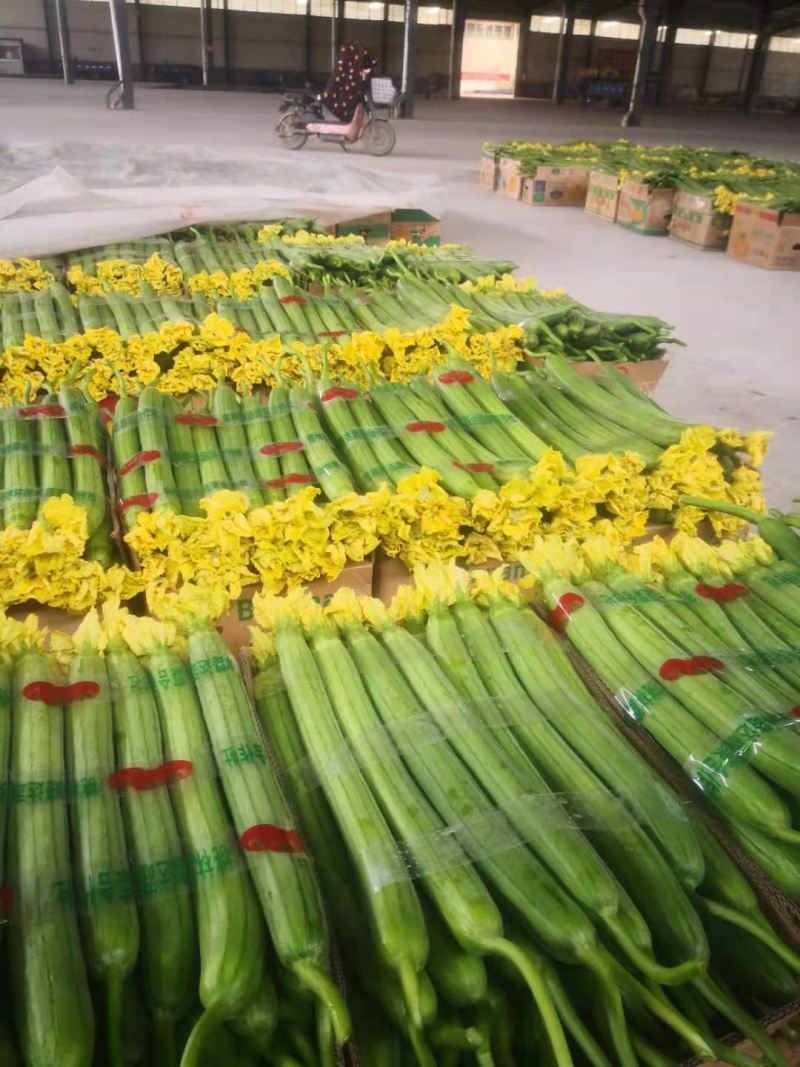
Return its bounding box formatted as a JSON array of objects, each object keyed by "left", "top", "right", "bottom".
[
  {"left": 448, "top": 0, "right": 466, "bottom": 100},
  {"left": 621, "top": 0, "right": 662, "bottom": 127},
  {"left": 401, "top": 0, "right": 418, "bottom": 117},
  {"left": 54, "top": 0, "right": 73, "bottom": 84},
  {"left": 552, "top": 2, "right": 576, "bottom": 104},
  {"left": 109, "top": 0, "right": 134, "bottom": 108}
]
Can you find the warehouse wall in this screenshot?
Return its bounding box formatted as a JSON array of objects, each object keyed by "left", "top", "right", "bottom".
[{"left": 2, "top": 1, "right": 800, "bottom": 101}]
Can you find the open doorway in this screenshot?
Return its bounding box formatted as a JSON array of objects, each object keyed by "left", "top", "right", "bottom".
[{"left": 460, "top": 20, "right": 520, "bottom": 98}]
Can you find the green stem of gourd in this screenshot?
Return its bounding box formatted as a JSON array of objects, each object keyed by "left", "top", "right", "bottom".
[
  {"left": 588, "top": 954, "right": 639, "bottom": 1067},
  {"left": 697, "top": 896, "right": 800, "bottom": 974},
  {"left": 693, "top": 974, "right": 790, "bottom": 1067},
  {"left": 316, "top": 1002, "right": 335, "bottom": 1067},
  {"left": 178, "top": 1005, "right": 223, "bottom": 1067},
  {"left": 398, "top": 958, "right": 424, "bottom": 1032},
  {"left": 604, "top": 916, "right": 705, "bottom": 985},
  {"left": 405, "top": 1024, "right": 437, "bottom": 1067},
  {"left": 106, "top": 970, "right": 125, "bottom": 1067},
  {"left": 543, "top": 967, "right": 613, "bottom": 1067},
  {"left": 152, "top": 1015, "right": 177, "bottom": 1067},
  {"left": 293, "top": 961, "right": 351, "bottom": 1045},
  {"left": 606, "top": 957, "right": 714, "bottom": 1060},
  {"left": 481, "top": 938, "right": 573, "bottom": 1067}
]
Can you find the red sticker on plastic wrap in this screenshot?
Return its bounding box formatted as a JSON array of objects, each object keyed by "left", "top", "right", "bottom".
[
  {"left": 406, "top": 421, "right": 445, "bottom": 434},
  {"left": 240, "top": 824, "right": 305, "bottom": 854},
  {"left": 120, "top": 450, "right": 161, "bottom": 476},
  {"left": 22, "top": 680, "right": 100, "bottom": 706},
  {"left": 120, "top": 492, "right": 159, "bottom": 511},
  {"left": 175, "top": 413, "right": 218, "bottom": 427},
  {"left": 266, "top": 473, "right": 314, "bottom": 489},
  {"left": 99, "top": 395, "right": 119, "bottom": 415},
  {"left": 18, "top": 404, "right": 66, "bottom": 419},
  {"left": 279, "top": 295, "right": 307, "bottom": 305},
  {"left": 619, "top": 366, "right": 630, "bottom": 377},
  {"left": 454, "top": 461, "right": 495, "bottom": 473},
  {"left": 438, "top": 370, "right": 474, "bottom": 385},
  {"left": 318, "top": 331, "right": 346, "bottom": 338},
  {"left": 69, "top": 445, "right": 107, "bottom": 466},
  {"left": 792, "top": 707, "right": 800, "bottom": 720},
  {"left": 695, "top": 582, "right": 750, "bottom": 604},
  {"left": 659, "top": 656, "right": 725, "bottom": 682},
  {"left": 260, "top": 441, "right": 303, "bottom": 456},
  {"left": 548, "top": 593, "right": 585, "bottom": 630},
  {"left": 0, "top": 886, "right": 13, "bottom": 912},
  {"left": 320, "top": 387, "right": 358, "bottom": 403},
  {"left": 107, "top": 760, "right": 193, "bottom": 792}
]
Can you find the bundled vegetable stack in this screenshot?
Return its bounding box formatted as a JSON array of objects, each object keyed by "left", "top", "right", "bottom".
[
  {"left": 517, "top": 530, "right": 800, "bottom": 908},
  {"left": 0, "top": 600, "right": 349, "bottom": 1067},
  {"left": 251, "top": 572, "right": 800, "bottom": 1067},
  {"left": 0, "top": 368, "right": 113, "bottom": 558},
  {"left": 110, "top": 350, "right": 766, "bottom": 567},
  {"left": 488, "top": 139, "right": 800, "bottom": 215}
]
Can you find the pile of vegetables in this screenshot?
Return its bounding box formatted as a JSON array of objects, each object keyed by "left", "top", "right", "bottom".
[
  {"left": 0, "top": 369, "right": 113, "bottom": 555},
  {"left": 108, "top": 351, "right": 766, "bottom": 552},
  {"left": 0, "top": 601, "right": 349, "bottom": 1067},
  {"left": 0, "top": 214, "right": 682, "bottom": 369},
  {"left": 487, "top": 139, "right": 800, "bottom": 215},
  {"left": 518, "top": 530, "right": 800, "bottom": 908},
  {"left": 247, "top": 571, "right": 800, "bottom": 1066}
]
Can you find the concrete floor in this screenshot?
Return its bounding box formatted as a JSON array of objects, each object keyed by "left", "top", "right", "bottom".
[{"left": 1, "top": 79, "right": 798, "bottom": 509}]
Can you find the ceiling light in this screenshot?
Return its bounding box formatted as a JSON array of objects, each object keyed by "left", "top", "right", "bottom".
[
  {"left": 544, "top": 16, "right": 560, "bottom": 22},
  {"left": 604, "top": 21, "right": 618, "bottom": 26}
]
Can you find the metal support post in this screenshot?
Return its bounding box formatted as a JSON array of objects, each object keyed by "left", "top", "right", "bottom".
[
  {"left": 134, "top": 0, "right": 144, "bottom": 78},
  {"left": 700, "top": 30, "right": 716, "bottom": 98},
  {"left": 654, "top": 18, "right": 677, "bottom": 105},
  {"left": 109, "top": 0, "right": 135, "bottom": 107},
  {"left": 401, "top": 0, "right": 418, "bottom": 117},
  {"left": 744, "top": 4, "right": 772, "bottom": 112},
  {"left": 200, "top": 0, "right": 213, "bottom": 85},
  {"left": 448, "top": 0, "right": 466, "bottom": 100},
  {"left": 305, "top": 2, "right": 313, "bottom": 80},
  {"left": 223, "top": 0, "right": 231, "bottom": 83},
  {"left": 621, "top": 0, "right": 662, "bottom": 127},
  {"left": 336, "top": 0, "right": 345, "bottom": 54},
  {"left": 381, "top": 1, "right": 389, "bottom": 73},
  {"left": 54, "top": 0, "right": 73, "bottom": 84},
  {"left": 552, "top": 1, "right": 575, "bottom": 104}
]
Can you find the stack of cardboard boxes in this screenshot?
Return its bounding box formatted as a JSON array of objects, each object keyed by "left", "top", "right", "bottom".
[{"left": 481, "top": 149, "right": 800, "bottom": 270}]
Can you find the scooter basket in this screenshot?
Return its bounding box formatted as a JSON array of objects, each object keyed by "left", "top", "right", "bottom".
[{"left": 370, "top": 77, "right": 398, "bottom": 104}]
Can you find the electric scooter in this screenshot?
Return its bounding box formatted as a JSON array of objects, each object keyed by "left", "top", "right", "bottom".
[{"left": 276, "top": 69, "right": 399, "bottom": 156}]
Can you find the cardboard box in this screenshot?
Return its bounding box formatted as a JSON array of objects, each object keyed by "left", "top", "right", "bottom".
[
  {"left": 584, "top": 169, "right": 620, "bottom": 221},
  {"left": 497, "top": 156, "right": 523, "bottom": 201},
  {"left": 522, "top": 166, "right": 589, "bottom": 208},
  {"left": 616, "top": 179, "right": 676, "bottom": 235},
  {"left": 335, "top": 212, "right": 392, "bottom": 243},
  {"left": 525, "top": 356, "right": 669, "bottom": 395},
  {"left": 219, "top": 556, "right": 374, "bottom": 651},
  {"left": 389, "top": 209, "right": 441, "bottom": 246},
  {"left": 669, "top": 191, "right": 730, "bottom": 250},
  {"left": 479, "top": 147, "right": 499, "bottom": 191},
  {"left": 726, "top": 201, "right": 800, "bottom": 271}
]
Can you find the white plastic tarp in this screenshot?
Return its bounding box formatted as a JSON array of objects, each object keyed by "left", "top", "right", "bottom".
[{"left": 0, "top": 142, "right": 446, "bottom": 258}]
